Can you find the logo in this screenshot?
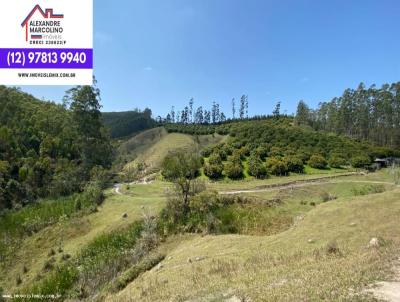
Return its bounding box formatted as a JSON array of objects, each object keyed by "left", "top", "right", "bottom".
[{"left": 21, "top": 5, "right": 65, "bottom": 45}]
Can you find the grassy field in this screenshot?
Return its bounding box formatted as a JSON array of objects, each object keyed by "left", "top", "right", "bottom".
[
  {"left": 123, "top": 131, "right": 226, "bottom": 174},
  {"left": 107, "top": 171, "right": 400, "bottom": 302},
  {"left": 0, "top": 181, "right": 168, "bottom": 292},
  {"left": 1, "top": 169, "right": 398, "bottom": 301}
]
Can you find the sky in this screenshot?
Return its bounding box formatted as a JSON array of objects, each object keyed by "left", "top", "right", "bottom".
[{"left": 20, "top": 0, "right": 400, "bottom": 118}]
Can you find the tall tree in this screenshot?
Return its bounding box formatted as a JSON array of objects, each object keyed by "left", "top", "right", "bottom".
[
  {"left": 170, "top": 106, "right": 175, "bottom": 123},
  {"left": 245, "top": 95, "right": 249, "bottom": 118},
  {"left": 64, "top": 81, "right": 113, "bottom": 169},
  {"left": 239, "top": 95, "right": 246, "bottom": 119},
  {"left": 295, "top": 100, "right": 310, "bottom": 126},
  {"left": 189, "top": 98, "right": 194, "bottom": 123},
  {"left": 273, "top": 101, "right": 281, "bottom": 118},
  {"left": 195, "top": 106, "right": 204, "bottom": 124},
  {"left": 232, "top": 98, "right": 236, "bottom": 119}
]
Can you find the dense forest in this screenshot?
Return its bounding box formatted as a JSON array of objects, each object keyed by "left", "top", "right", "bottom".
[
  {"left": 296, "top": 82, "right": 400, "bottom": 148},
  {"left": 102, "top": 109, "right": 155, "bottom": 139},
  {"left": 0, "top": 85, "right": 112, "bottom": 211}
]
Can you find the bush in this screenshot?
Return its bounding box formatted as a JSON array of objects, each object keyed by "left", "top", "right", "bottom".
[
  {"left": 284, "top": 156, "right": 304, "bottom": 173},
  {"left": 204, "top": 163, "right": 223, "bottom": 179},
  {"left": 208, "top": 153, "right": 222, "bottom": 165},
  {"left": 308, "top": 155, "right": 328, "bottom": 169},
  {"left": 112, "top": 254, "right": 165, "bottom": 292},
  {"left": 224, "top": 161, "right": 243, "bottom": 179},
  {"left": 320, "top": 192, "right": 337, "bottom": 202},
  {"left": 189, "top": 191, "right": 221, "bottom": 214},
  {"left": 266, "top": 157, "right": 288, "bottom": 176},
  {"left": 351, "top": 155, "right": 371, "bottom": 168},
  {"left": 204, "top": 153, "right": 224, "bottom": 179},
  {"left": 328, "top": 154, "right": 347, "bottom": 168},
  {"left": 247, "top": 154, "right": 267, "bottom": 178}
]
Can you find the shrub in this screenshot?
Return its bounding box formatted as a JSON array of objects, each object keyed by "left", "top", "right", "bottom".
[
  {"left": 247, "top": 154, "right": 267, "bottom": 178},
  {"left": 204, "top": 162, "right": 223, "bottom": 179},
  {"left": 254, "top": 145, "right": 269, "bottom": 159},
  {"left": 284, "top": 156, "right": 304, "bottom": 173},
  {"left": 268, "top": 146, "right": 284, "bottom": 157},
  {"left": 266, "top": 157, "right": 288, "bottom": 176},
  {"left": 204, "top": 153, "right": 224, "bottom": 179},
  {"left": 328, "top": 154, "right": 347, "bottom": 168},
  {"left": 112, "top": 254, "right": 165, "bottom": 292},
  {"left": 351, "top": 184, "right": 385, "bottom": 196},
  {"left": 232, "top": 149, "right": 246, "bottom": 160},
  {"left": 189, "top": 191, "right": 221, "bottom": 214},
  {"left": 351, "top": 155, "right": 371, "bottom": 168},
  {"left": 308, "top": 155, "right": 328, "bottom": 169},
  {"left": 325, "top": 241, "right": 341, "bottom": 256},
  {"left": 208, "top": 153, "right": 222, "bottom": 165},
  {"left": 225, "top": 161, "right": 243, "bottom": 179},
  {"left": 213, "top": 148, "right": 227, "bottom": 161},
  {"left": 320, "top": 192, "right": 337, "bottom": 202}
]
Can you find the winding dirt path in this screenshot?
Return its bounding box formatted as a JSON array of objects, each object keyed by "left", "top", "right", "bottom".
[{"left": 220, "top": 179, "right": 396, "bottom": 195}]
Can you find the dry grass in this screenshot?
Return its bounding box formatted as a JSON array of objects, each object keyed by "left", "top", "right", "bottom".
[
  {"left": 0, "top": 182, "right": 168, "bottom": 292},
  {"left": 123, "top": 132, "right": 226, "bottom": 174},
  {"left": 108, "top": 182, "right": 400, "bottom": 301}
]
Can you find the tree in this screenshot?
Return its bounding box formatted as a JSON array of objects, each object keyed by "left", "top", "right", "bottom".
[
  {"left": 64, "top": 81, "right": 113, "bottom": 170},
  {"left": 170, "top": 106, "right": 175, "bottom": 123},
  {"left": 351, "top": 155, "right": 371, "bottom": 168},
  {"left": 225, "top": 154, "right": 243, "bottom": 179},
  {"left": 248, "top": 153, "right": 267, "bottom": 178},
  {"left": 245, "top": 96, "right": 249, "bottom": 118},
  {"left": 161, "top": 150, "right": 202, "bottom": 213},
  {"left": 266, "top": 157, "right": 288, "bottom": 176},
  {"left": 232, "top": 98, "right": 236, "bottom": 119},
  {"left": 189, "top": 98, "right": 194, "bottom": 123},
  {"left": 211, "top": 102, "right": 218, "bottom": 124},
  {"left": 295, "top": 100, "right": 310, "bottom": 126},
  {"left": 284, "top": 156, "right": 304, "bottom": 173},
  {"left": 220, "top": 112, "right": 226, "bottom": 122},
  {"left": 328, "top": 154, "right": 347, "bottom": 168},
  {"left": 204, "top": 110, "right": 211, "bottom": 124},
  {"left": 195, "top": 107, "right": 204, "bottom": 124},
  {"left": 273, "top": 101, "right": 281, "bottom": 118},
  {"left": 239, "top": 95, "right": 246, "bottom": 119},
  {"left": 204, "top": 153, "right": 223, "bottom": 179},
  {"left": 308, "top": 155, "right": 328, "bottom": 169}
]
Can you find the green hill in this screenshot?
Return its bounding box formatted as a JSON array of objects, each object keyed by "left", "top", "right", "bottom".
[{"left": 120, "top": 129, "right": 226, "bottom": 176}]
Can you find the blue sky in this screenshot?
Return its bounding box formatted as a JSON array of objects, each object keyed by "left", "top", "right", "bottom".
[{"left": 21, "top": 0, "right": 400, "bottom": 117}]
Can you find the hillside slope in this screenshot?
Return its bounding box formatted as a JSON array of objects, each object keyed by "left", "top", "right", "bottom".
[
  {"left": 109, "top": 180, "right": 400, "bottom": 301},
  {"left": 121, "top": 130, "right": 226, "bottom": 175}
]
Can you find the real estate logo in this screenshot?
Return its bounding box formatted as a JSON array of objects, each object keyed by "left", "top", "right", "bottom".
[
  {"left": 0, "top": 0, "right": 93, "bottom": 85},
  {"left": 21, "top": 5, "right": 65, "bottom": 45}
]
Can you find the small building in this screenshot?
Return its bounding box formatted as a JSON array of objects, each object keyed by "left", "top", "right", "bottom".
[{"left": 373, "top": 158, "right": 400, "bottom": 169}]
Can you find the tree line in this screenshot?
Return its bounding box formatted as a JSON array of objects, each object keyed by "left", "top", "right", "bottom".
[
  {"left": 161, "top": 95, "right": 250, "bottom": 124},
  {"left": 102, "top": 108, "right": 155, "bottom": 139},
  {"left": 295, "top": 82, "right": 400, "bottom": 149}
]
